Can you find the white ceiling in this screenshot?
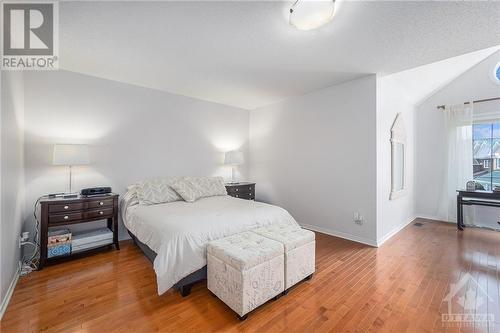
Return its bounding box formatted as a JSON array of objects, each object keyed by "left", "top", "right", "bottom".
[
  {"left": 384, "top": 46, "right": 500, "bottom": 106},
  {"left": 59, "top": 1, "right": 500, "bottom": 110}
]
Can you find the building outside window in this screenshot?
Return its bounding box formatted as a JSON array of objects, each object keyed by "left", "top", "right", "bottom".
[{"left": 473, "top": 123, "right": 500, "bottom": 190}]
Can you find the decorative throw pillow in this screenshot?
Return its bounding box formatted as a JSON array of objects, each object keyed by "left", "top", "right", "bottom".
[
  {"left": 136, "top": 178, "right": 183, "bottom": 205},
  {"left": 123, "top": 184, "right": 140, "bottom": 207},
  {"left": 171, "top": 176, "right": 227, "bottom": 202}
]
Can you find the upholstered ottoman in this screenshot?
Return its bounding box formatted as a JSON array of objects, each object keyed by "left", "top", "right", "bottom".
[
  {"left": 207, "top": 231, "right": 285, "bottom": 320},
  {"left": 251, "top": 225, "right": 315, "bottom": 290}
]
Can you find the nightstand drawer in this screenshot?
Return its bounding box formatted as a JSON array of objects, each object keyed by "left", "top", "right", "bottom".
[
  {"left": 87, "top": 199, "right": 114, "bottom": 209},
  {"left": 85, "top": 208, "right": 113, "bottom": 219},
  {"left": 226, "top": 185, "right": 255, "bottom": 194},
  {"left": 38, "top": 193, "right": 119, "bottom": 270},
  {"left": 49, "top": 212, "right": 84, "bottom": 224},
  {"left": 225, "top": 183, "right": 255, "bottom": 201},
  {"left": 49, "top": 202, "right": 85, "bottom": 213},
  {"left": 231, "top": 192, "right": 255, "bottom": 200}
]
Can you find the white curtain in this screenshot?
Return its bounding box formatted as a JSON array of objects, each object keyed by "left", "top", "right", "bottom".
[{"left": 439, "top": 103, "right": 473, "bottom": 222}]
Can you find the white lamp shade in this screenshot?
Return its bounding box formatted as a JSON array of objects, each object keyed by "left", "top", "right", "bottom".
[
  {"left": 290, "top": 0, "right": 335, "bottom": 31},
  {"left": 53, "top": 144, "right": 90, "bottom": 166},
  {"left": 224, "top": 150, "right": 244, "bottom": 166}
]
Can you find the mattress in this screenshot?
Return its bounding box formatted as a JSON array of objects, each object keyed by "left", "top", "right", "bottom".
[{"left": 122, "top": 195, "right": 299, "bottom": 295}]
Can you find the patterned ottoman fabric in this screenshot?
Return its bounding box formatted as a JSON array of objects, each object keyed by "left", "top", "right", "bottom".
[
  {"left": 207, "top": 231, "right": 284, "bottom": 271},
  {"left": 207, "top": 231, "right": 285, "bottom": 317},
  {"left": 251, "top": 225, "right": 315, "bottom": 289}
]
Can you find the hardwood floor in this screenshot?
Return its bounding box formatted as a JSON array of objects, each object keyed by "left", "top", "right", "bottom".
[{"left": 2, "top": 219, "right": 500, "bottom": 332}]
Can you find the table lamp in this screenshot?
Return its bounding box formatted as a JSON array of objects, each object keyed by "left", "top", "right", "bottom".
[
  {"left": 53, "top": 144, "right": 90, "bottom": 197},
  {"left": 224, "top": 150, "right": 244, "bottom": 184}
]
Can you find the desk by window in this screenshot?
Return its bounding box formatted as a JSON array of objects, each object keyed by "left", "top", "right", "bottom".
[{"left": 456, "top": 190, "right": 500, "bottom": 230}]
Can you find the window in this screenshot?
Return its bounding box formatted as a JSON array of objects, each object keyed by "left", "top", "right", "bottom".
[
  {"left": 493, "top": 62, "right": 500, "bottom": 84},
  {"left": 473, "top": 123, "right": 500, "bottom": 190}
]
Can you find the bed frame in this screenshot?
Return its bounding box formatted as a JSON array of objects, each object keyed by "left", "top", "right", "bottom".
[{"left": 127, "top": 230, "right": 207, "bottom": 297}]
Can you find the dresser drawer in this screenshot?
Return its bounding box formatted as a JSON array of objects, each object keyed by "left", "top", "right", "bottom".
[
  {"left": 87, "top": 199, "right": 114, "bottom": 209},
  {"left": 226, "top": 185, "right": 255, "bottom": 194},
  {"left": 49, "top": 212, "right": 84, "bottom": 224},
  {"left": 85, "top": 208, "right": 113, "bottom": 220},
  {"left": 49, "top": 202, "right": 85, "bottom": 213},
  {"left": 231, "top": 192, "right": 255, "bottom": 200}
]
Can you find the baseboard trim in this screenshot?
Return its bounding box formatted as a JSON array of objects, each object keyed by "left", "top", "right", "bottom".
[
  {"left": 415, "top": 214, "right": 452, "bottom": 223},
  {"left": 300, "top": 216, "right": 456, "bottom": 250},
  {"left": 376, "top": 216, "right": 416, "bottom": 247},
  {"left": 0, "top": 267, "right": 20, "bottom": 321},
  {"left": 300, "top": 223, "right": 378, "bottom": 247}
]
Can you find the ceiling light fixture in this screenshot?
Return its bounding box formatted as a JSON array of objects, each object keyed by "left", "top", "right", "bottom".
[{"left": 289, "top": 0, "right": 336, "bottom": 31}]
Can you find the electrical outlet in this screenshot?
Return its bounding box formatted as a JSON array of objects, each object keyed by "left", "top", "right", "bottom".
[
  {"left": 19, "top": 232, "right": 29, "bottom": 248},
  {"left": 353, "top": 212, "right": 364, "bottom": 225}
]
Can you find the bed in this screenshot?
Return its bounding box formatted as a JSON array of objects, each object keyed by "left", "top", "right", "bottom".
[{"left": 121, "top": 190, "right": 299, "bottom": 296}]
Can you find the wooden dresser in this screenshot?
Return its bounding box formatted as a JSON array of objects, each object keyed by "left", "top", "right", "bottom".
[
  {"left": 38, "top": 194, "right": 119, "bottom": 269},
  {"left": 225, "top": 182, "right": 255, "bottom": 200}
]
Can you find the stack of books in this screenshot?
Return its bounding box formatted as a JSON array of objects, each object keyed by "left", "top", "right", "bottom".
[
  {"left": 48, "top": 228, "right": 72, "bottom": 258},
  {"left": 72, "top": 228, "right": 113, "bottom": 253}
]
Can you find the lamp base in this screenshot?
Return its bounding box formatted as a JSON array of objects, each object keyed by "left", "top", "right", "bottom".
[{"left": 229, "top": 166, "right": 239, "bottom": 184}]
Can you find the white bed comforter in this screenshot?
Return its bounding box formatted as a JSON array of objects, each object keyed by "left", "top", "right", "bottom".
[{"left": 123, "top": 195, "right": 299, "bottom": 295}]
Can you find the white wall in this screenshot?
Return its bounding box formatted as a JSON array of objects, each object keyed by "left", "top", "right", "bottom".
[
  {"left": 23, "top": 70, "right": 250, "bottom": 239},
  {"left": 1, "top": 71, "right": 25, "bottom": 316},
  {"left": 376, "top": 75, "right": 416, "bottom": 245},
  {"left": 416, "top": 50, "right": 500, "bottom": 226},
  {"left": 249, "top": 75, "right": 378, "bottom": 246}
]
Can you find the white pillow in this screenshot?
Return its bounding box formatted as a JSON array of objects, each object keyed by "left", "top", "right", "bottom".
[
  {"left": 123, "top": 184, "right": 140, "bottom": 207},
  {"left": 136, "top": 178, "right": 183, "bottom": 205},
  {"left": 120, "top": 184, "right": 140, "bottom": 222},
  {"left": 171, "top": 176, "right": 227, "bottom": 202}
]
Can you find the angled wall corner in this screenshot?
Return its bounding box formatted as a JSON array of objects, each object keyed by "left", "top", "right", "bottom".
[
  {"left": 249, "top": 75, "right": 378, "bottom": 245},
  {"left": 416, "top": 50, "right": 500, "bottom": 227},
  {"left": 0, "top": 71, "right": 25, "bottom": 319},
  {"left": 376, "top": 75, "right": 417, "bottom": 246}
]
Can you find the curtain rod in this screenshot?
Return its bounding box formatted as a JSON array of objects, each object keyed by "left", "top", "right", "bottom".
[{"left": 437, "top": 97, "right": 500, "bottom": 110}]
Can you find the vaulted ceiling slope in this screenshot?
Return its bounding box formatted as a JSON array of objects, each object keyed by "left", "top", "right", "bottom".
[
  {"left": 59, "top": 1, "right": 500, "bottom": 110},
  {"left": 383, "top": 46, "right": 500, "bottom": 106}
]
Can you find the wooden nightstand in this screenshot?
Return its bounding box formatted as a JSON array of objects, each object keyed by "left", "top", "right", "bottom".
[
  {"left": 225, "top": 182, "right": 255, "bottom": 200},
  {"left": 38, "top": 193, "right": 119, "bottom": 269}
]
